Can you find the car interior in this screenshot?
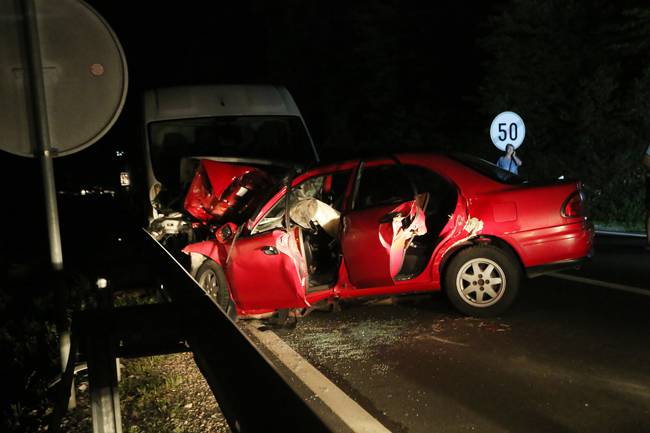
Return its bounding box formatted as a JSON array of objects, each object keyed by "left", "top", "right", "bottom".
[
  {"left": 394, "top": 165, "right": 458, "bottom": 280},
  {"left": 354, "top": 163, "right": 458, "bottom": 281},
  {"left": 298, "top": 172, "right": 350, "bottom": 290}
]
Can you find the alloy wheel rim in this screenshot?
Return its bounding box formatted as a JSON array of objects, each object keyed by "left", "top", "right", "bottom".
[
  {"left": 199, "top": 270, "right": 218, "bottom": 300},
  {"left": 456, "top": 258, "right": 506, "bottom": 308}
]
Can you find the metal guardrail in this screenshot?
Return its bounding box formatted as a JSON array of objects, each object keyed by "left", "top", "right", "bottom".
[
  {"left": 594, "top": 229, "right": 646, "bottom": 238},
  {"left": 145, "top": 230, "right": 333, "bottom": 433},
  {"left": 52, "top": 229, "right": 333, "bottom": 433}
]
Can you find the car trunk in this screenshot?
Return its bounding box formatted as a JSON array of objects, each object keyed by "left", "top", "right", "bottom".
[{"left": 473, "top": 179, "right": 584, "bottom": 226}]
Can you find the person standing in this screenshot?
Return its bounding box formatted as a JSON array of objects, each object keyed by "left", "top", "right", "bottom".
[
  {"left": 643, "top": 145, "right": 650, "bottom": 250},
  {"left": 496, "top": 143, "right": 523, "bottom": 174}
]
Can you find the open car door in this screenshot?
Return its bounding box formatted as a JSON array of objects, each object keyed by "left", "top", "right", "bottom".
[
  {"left": 341, "top": 161, "right": 428, "bottom": 288},
  {"left": 225, "top": 226, "right": 309, "bottom": 312}
]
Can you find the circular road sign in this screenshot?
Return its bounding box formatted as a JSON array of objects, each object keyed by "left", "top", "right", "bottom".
[
  {"left": 490, "top": 111, "right": 525, "bottom": 151},
  {"left": 0, "top": 0, "right": 128, "bottom": 157}
]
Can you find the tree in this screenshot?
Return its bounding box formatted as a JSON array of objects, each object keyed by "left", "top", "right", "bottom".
[{"left": 479, "top": 0, "right": 650, "bottom": 229}]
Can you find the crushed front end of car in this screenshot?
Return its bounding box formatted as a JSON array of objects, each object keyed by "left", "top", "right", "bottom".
[{"left": 148, "top": 158, "right": 277, "bottom": 247}]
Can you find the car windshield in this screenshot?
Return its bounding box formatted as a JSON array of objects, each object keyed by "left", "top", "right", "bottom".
[
  {"left": 148, "top": 115, "right": 316, "bottom": 187},
  {"left": 450, "top": 153, "right": 527, "bottom": 185}
]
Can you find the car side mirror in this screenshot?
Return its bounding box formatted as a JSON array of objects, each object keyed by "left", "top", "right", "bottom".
[{"left": 215, "top": 222, "right": 237, "bottom": 244}]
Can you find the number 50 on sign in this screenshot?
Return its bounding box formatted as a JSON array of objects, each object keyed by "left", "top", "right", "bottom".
[{"left": 490, "top": 111, "right": 526, "bottom": 151}]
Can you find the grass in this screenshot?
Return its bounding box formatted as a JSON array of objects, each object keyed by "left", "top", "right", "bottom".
[
  {"left": 594, "top": 220, "right": 645, "bottom": 233},
  {"left": 57, "top": 353, "right": 230, "bottom": 433},
  {"left": 118, "top": 357, "right": 189, "bottom": 433}
]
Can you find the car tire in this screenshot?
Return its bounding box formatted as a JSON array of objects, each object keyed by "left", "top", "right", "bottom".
[
  {"left": 195, "top": 259, "right": 231, "bottom": 313},
  {"left": 444, "top": 245, "right": 520, "bottom": 317}
]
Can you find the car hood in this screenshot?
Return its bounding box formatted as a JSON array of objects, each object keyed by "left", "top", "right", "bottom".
[{"left": 184, "top": 159, "right": 274, "bottom": 224}]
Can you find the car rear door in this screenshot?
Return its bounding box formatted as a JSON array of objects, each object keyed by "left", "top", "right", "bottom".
[{"left": 341, "top": 161, "right": 427, "bottom": 288}]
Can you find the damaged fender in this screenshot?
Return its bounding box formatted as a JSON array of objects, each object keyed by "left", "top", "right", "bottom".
[
  {"left": 448, "top": 215, "right": 484, "bottom": 250},
  {"left": 182, "top": 241, "right": 225, "bottom": 277}
]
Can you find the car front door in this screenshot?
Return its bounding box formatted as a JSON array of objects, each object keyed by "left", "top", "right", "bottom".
[
  {"left": 224, "top": 193, "right": 309, "bottom": 312},
  {"left": 341, "top": 161, "right": 427, "bottom": 288}
]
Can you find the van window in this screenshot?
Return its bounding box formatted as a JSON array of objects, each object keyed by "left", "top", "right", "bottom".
[{"left": 149, "top": 116, "right": 314, "bottom": 187}]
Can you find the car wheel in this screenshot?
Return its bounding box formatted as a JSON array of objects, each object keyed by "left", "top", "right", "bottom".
[
  {"left": 195, "top": 259, "right": 231, "bottom": 312},
  {"left": 444, "top": 245, "right": 520, "bottom": 317}
]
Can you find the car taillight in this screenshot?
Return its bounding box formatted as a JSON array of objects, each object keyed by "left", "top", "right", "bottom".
[{"left": 561, "top": 191, "right": 585, "bottom": 218}]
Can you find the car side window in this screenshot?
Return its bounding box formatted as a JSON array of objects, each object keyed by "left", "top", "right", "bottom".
[
  {"left": 406, "top": 164, "right": 455, "bottom": 201},
  {"left": 404, "top": 164, "right": 458, "bottom": 229},
  {"left": 251, "top": 170, "right": 351, "bottom": 234},
  {"left": 354, "top": 164, "right": 414, "bottom": 209},
  {"left": 251, "top": 193, "right": 287, "bottom": 234}
]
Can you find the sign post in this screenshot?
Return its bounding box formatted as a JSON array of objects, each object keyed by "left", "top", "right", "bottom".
[
  {"left": 19, "top": 0, "right": 73, "bottom": 408},
  {"left": 21, "top": 0, "right": 63, "bottom": 271},
  {"left": 1, "top": 0, "right": 128, "bottom": 415}
]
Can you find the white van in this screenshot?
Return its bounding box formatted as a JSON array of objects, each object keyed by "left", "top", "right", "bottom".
[{"left": 141, "top": 85, "right": 319, "bottom": 240}]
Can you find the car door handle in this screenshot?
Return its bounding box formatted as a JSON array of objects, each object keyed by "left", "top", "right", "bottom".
[{"left": 261, "top": 246, "right": 279, "bottom": 255}]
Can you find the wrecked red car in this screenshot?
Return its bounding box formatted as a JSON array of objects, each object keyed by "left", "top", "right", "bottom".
[{"left": 181, "top": 153, "right": 594, "bottom": 317}]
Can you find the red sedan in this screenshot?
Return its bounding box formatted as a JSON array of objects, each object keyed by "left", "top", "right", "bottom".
[{"left": 182, "top": 153, "right": 593, "bottom": 317}]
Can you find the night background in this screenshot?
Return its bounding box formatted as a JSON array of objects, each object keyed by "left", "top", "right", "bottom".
[
  {"left": 4, "top": 0, "right": 650, "bottom": 238},
  {"left": 2, "top": 1, "right": 650, "bottom": 432}
]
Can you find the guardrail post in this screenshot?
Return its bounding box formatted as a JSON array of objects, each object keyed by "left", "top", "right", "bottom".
[
  {"left": 96, "top": 277, "right": 122, "bottom": 382},
  {"left": 87, "top": 321, "right": 122, "bottom": 433},
  {"left": 87, "top": 280, "right": 122, "bottom": 433}
]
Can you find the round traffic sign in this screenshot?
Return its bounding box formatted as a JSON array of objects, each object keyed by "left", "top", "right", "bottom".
[
  {"left": 0, "top": 0, "right": 128, "bottom": 157},
  {"left": 490, "top": 111, "right": 525, "bottom": 151}
]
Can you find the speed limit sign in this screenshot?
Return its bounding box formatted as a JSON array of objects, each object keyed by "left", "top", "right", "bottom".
[{"left": 490, "top": 111, "right": 525, "bottom": 151}]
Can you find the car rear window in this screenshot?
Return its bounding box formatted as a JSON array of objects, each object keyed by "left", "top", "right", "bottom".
[{"left": 450, "top": 153, "right": 527, "bottom": 185}]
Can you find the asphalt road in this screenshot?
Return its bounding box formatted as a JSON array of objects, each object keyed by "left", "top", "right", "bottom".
[
  {"left": 563, "top": 233, "right": 648, "bottom": 288},
  {"left": 269, "top": 235, "right": 650, "bottom": 433}
]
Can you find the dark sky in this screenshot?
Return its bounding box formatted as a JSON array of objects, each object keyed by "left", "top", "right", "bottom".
[
  {"left": 1, "top": 2, "right": 495, "bottom": 189},
  {"left": 3, "top": 1, "right": 648, "bottom": 259},
  {"left": 1, "top": 1, "right": 496, "bottom": 256},
  {"left": 54, "top": 1, "right": 493, "bottom": 182},
  {"left": 88, "top": 1, "right": 489, "bottom": 93}
]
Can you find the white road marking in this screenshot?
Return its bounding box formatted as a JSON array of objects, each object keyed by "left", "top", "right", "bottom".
[
  {"left": 429, "top": 335, "right": 468, "bottom": 346},
  {"left": 244, "top": 322, "right": 392, "bottom": 433},
  {"left": 594, "top": 230, "right": 645, "bottom": 238},
  {"left": 547, "top": 273, "right": 650, "bottom": 297}
]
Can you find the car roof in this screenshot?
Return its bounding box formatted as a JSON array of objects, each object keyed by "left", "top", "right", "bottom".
[{"left": 296, "top": 152, "right": 512, "bottom": 195}]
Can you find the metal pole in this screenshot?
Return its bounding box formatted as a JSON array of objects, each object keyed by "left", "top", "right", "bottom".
[{"left": 20, "top": 0, "right": 75, "bottom": 408}]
